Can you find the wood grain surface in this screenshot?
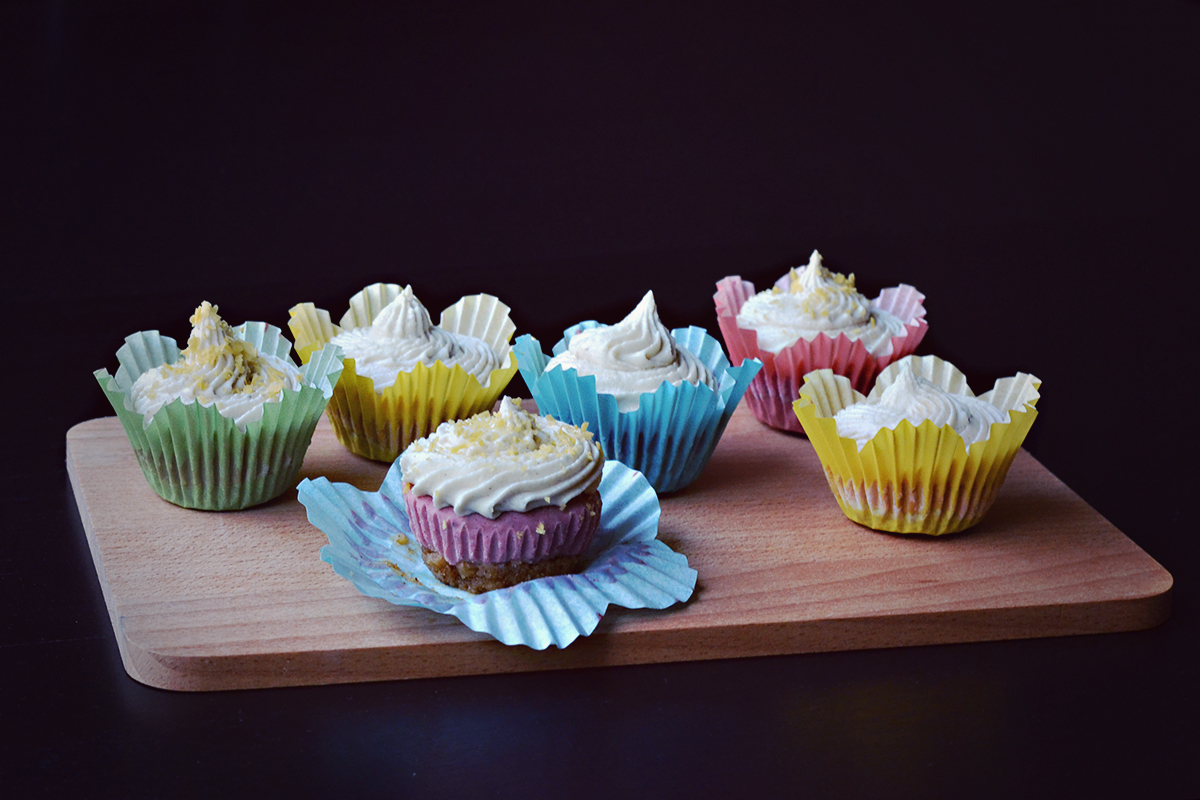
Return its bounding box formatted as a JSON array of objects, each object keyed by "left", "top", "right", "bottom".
[{"left": 66, "top": 406, "right": 1172, "bottom": 692}]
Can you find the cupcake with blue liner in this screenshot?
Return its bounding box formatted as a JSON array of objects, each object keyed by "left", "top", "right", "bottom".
[
  {"left": 297, "top": 432, "right": 696, "bottom": 649},
  {"left": 514, "top": 291, "right": 761, "bottom": 494},
  {"left": 793, "top": 354, "right": 1041, "bottom": 535},
  {"left": 288, "top": 283, "right": 519, "bottom": 462},
  {"left": 94, "top": 301, "right": 344, "bottom": 510}
]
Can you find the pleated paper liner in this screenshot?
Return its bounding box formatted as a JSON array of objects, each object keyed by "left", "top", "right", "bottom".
[
  {"left": 793, "top": 356, "right": 1041, "bottom": 535},
  {"left": 714, "top": 275, "right": 928, "bottom": 434},
  {"left": 514, "top": 325, "right": 761, "bottom": 494},
  {"left": 288, "top": 284, "right": 519, "bottom": 462},
  {"left": 298, "top": 460, "right": 696, "bottom": 649},
  {"left": 94, "top": 322, "right": 344, "bottom": 511}
]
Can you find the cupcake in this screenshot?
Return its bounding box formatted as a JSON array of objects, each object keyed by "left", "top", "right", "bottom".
[
  {"left": 715, "top": 250, "right": 927, "bottom": 433},
  {"left": 288, "top": 283, "right": 519, "bottom": 462},
  {"left": 399, "top": 397, "right": 605, "bottom": 593},
  {"left": 94, "top": 301, "right": 344, "bottom": 510},
  {"left": 793, "top": 355, "right": 1041, "bottom": 535},
  {"left": 298, "top": 434, "right": 694, "bottom": 648},
  {"left": 514, "top": 290, "right": 760, "bottom": 493}
]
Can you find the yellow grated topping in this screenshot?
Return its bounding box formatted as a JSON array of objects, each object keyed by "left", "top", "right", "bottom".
[
  {"left": 158, "top": 301, "right": 293, "bottom": 397},
  {"left": 407, "top": 396, "right": 595, "bottom": 462}
]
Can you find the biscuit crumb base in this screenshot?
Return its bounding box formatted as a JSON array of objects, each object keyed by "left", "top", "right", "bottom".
[{"left": 421, "top": 547, "right": 588, "bottom": 594}]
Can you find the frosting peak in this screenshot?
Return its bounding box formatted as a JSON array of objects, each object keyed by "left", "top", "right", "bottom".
[
  {"left": 781, "top": 249, "right": 873, "bottom": 327},
  {"left": 788, "top": 250, "right": 856, "bottom": 295},
  {"left": 129, "top": 302, "right": 302, "bottom": 428},
  {"left": 180, "top": 302, "right": 290, "bottom": 395},
  {"left": 370, "top": 285, "right": 436, "bottom": 341},
  {"left": 330, "top": 287, "right": 502, "bottom": 391},
  {"left": 590, "top": 291, "right": 679, "bottom": 369},
  {"left": 545, "top": 291, "right": 717, "bottom": 412},
  {"left": 736, "top": 250, "right": 904, "bottom": 355},
  {"left": 188, "top": 301, "right": 239, "bottom": 351}
]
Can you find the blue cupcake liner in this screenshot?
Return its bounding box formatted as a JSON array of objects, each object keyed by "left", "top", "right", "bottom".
[
  {"left": 297, "top": 460, "right": 696, "bottom": 650},
  {"left": 514, "top": 324, "right": 761, "bottom": 493}
]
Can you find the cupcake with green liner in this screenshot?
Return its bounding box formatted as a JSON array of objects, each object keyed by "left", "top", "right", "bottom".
[
  {"left": 793, "top": 354, "right": 1041, "bottom": 535},
  {"left": 514, "top": 290, "right": 761, "bottom": 494},
  {"left": 94, "top": 301, "right": 344, "bottom": 511},
  {"left": 288, "top": 283, "right": 518, "bottom": 462},
  {"left": 716, "top": 250, "right": 927, "bottom": 433}
]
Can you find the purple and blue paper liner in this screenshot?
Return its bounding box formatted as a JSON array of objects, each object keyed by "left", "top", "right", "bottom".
[
  {"left": 514, "top": 325, "right": 761, "bottom": 494},
  {"left": 297, "top": 460, "right": 696, "bottom": 650},
  {"left": 94, "top": 322, "right": 344, "bottom": 511}
]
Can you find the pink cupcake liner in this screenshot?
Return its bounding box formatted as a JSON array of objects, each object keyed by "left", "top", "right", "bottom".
[
  {"left": 714, "top": 276, "right": 928, "bottom": 433},
  {"left": 404, "top": 490, "right": 602, "bottom": 565}
]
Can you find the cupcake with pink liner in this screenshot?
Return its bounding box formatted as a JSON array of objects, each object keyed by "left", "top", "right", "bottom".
[
  {"left": 793, "top": 355, "right": 1041, "bottom": 535},
  {"left": 715, "top": 250, "right": 927, "bottom": 433},
  {"left": 399, "top": 397, "right": 605, "bottom": 594}
]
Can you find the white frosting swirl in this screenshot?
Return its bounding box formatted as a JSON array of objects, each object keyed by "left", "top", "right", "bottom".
[
  {"left": 330, "top": 286, "right": 502, "bottom": 391},
  {"left": 544, "top": 291, "right": 717, "bottom": 412},
  {"left": 736, "top": 250, "right": 907, "bottom": 355},
  {"left": 834, "top": 367, "right": 1007, "bottom": 450},
  {"left": 399, "top": 398, "right": 604, "bottom": 519},
  {"left": 129, "top": 302, "right": 303, "bottom": 429}
]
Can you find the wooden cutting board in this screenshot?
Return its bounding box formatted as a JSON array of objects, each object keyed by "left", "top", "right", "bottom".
[{"left": 66, "top": 406, "right": 1172, "bottom": 691}]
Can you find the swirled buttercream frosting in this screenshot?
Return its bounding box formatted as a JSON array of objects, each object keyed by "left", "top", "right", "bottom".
[
  {"left": 399, "top": 398, "right": 604, "bottom": 519},
  {"left": 834, "top": 367, "right": 1006, "bottom": 450},
  {"left": 330, "top": 285, "right": 502, "bottom": 391},
  {"left": 544, "top": 291, "right": 717, "bottom": 412},
  {"left": 129, "top": 302, "right": 303, "bottom": 428},
  {"left": 736, "top": 250, "right": 907, "bottom": 355}
]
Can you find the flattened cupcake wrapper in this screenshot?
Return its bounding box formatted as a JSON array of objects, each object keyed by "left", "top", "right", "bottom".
[
  {"left": 288, "top": 286, "right": 519, "bottom": 462},
  {"left": 793, "top": 357, "right": 1041, "bottom": 535},
  {"left": 714, "top": 276, "right": 928, "bottom": 433},
  {"left": 513, "top": 325, "right": 761, "bottom": 494},
  {"left": 94, "top": 323, "right": 344, "bottom": 511},
  {"left": 298, "top": 460, "right": 696, "bottom": 649}
]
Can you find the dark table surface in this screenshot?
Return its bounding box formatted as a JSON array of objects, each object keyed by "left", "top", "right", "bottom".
[{"left": 4, "top": 1, "right": 1198, "bottom": 797}]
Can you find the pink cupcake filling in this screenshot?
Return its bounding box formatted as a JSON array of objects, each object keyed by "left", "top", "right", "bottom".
[{"left": 404, "top": 489, "right": 602, "bottom": 565}]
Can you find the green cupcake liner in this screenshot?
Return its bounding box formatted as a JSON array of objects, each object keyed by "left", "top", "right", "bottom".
[{"left": 94, "top": 322, "right": 344, "bottom": 511}]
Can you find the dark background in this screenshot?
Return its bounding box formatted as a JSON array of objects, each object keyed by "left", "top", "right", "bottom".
[{"left": 3, "top": 1, "right": 1198, "bottom": 797}]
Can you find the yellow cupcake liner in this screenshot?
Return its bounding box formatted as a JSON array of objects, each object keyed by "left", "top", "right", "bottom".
[
  {"left": 289, "top": 284, "right": 519, "bottom": 462},
  {"left": 793, "top": 355, "right": 1041, "bottom": 535}
]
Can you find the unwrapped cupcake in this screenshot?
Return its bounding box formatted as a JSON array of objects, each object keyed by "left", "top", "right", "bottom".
[
  {"left": 400, "top": 397, "right": 605, "bottom": 593},
  {"left": 514, "top": 290, "right": 760, "bottom": 493},
  {"left": 298, "top": 402, "right": 695, "bottom": 648},
  {"left": 715, "top": 250, "right": 927, "bottom": 433},
  {"left": 793, "top": 355, "right": 1041, "bottom": 535},
  {"left": 288, "top": 283, "right": 518, "bottom": 462},
  {"left": 94, "top": 301, "right": 344, "bottom": 510}
]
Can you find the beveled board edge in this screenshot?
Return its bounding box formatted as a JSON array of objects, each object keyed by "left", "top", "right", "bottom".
[
  {"left": 67, "top": 434, "right": 149, "bottom": 688},
  {"left": 90, "top": 593, "right": 1173, "bottom": 692}
]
